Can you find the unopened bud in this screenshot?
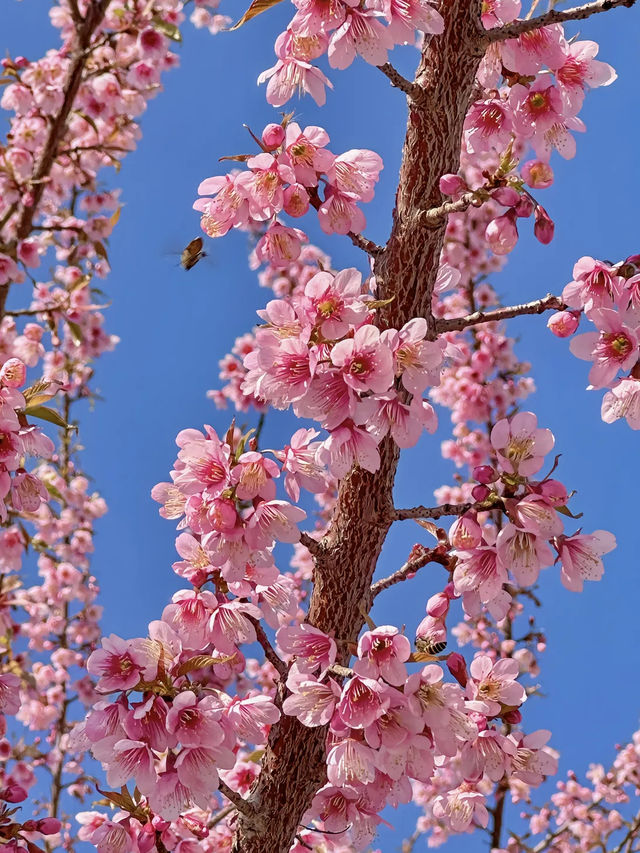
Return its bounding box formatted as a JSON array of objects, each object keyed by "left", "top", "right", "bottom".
[
  {"left": 485, "top": 211, "right": 518, "bottom": 255},
  {"left": 439, "top": 173, "right": 467, "bottom": 198},
  {"left": 547, "top": 310, "right": 579, "bottom": 338},
  {"left": 514, "top": 195, "right": 535, "bottom": 218},
  {"left": 472, "top": 465, "right": 497, "bottom": 484},
  {"left": 426, "top": 591, "right": 450, "bottom": 618},
  {"left": 534, "top": 205, "right": 555, "bottom": 245},
  {"left": 502, "top": 709, "right": 522, "bottom": 725},
  {"left": 492, "top": 186, "right": 520, "bottom": 207},
  {"left": 471, "top": 484, "right": 491, "bottom": 501},
  {"left": 1, "top": 783, "right": 27, "bottom": 803},
  {"left": 262, "top": 123, "right": 285, "bottom": 149},
  {"left": 37, "top": 818, "right": 62, "bottom": 835},
  {"left": 447, "top": 652, "right": 468, "bottom": 687}
]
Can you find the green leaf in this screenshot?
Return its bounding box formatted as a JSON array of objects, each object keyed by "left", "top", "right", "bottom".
[
  {"left": 67, "top": 319, "right": 84, "bottom": 345},
  {"left": 23, "top": 405, "right": 72, "bottom": 430},
  {"left": 152, "top": 16, "right": 182, "bottom": 41},
  {"left": 228, "top": 0, "right": 285, "bottom": 30}
]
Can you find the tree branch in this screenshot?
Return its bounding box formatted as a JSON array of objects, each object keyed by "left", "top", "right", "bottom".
[
  {"left": 249, "top": 617, "right": 287, "bottom": 678},
  {"left": 300, "top": 532, "right": 323, "bottom": 556},
  {"left": 377, "top": 63, "right": 422, "bottom": 99},
  {"left": 435, "top": 293, "right": 565, "bottom": 333},
  {"left": 421, "top": 190, "right": 488, "bottom": 226},
  {"left": 393, "top": 498, "right": 500, "bottom": 521},
  {"left": 0, "top": 0, "right": 111, "bottom": 320},
  {"left": 486, "top": 0, "right": 636, "bottom": 42},
  {"left": 218, "top": 781, "right": 254, "bottom": 817},
  {"left": 371, "top": 549, "right": 449, "bottom": 598},
  {"left": 348, "top": 231, "right": 384, "bottom": 256}
]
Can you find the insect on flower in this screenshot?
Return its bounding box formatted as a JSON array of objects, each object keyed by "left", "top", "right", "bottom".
[
  {"left": 181, "top": 237, "right": 206, "bottom": 270},
  {"left": 413, "top": 637, "right": 447, "bottom": 660}
]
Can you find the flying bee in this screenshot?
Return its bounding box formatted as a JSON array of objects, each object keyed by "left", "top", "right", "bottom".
[
  {"left": 181, "top": 237, "right": 206, "bottom": 271},
  {"left": 412, "top": 636, "right": 447, "bottom": 661}
]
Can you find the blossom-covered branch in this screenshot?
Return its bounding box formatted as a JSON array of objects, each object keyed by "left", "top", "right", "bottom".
[{"left": 487, "top": 0, "right": 636, "bottom": 43}]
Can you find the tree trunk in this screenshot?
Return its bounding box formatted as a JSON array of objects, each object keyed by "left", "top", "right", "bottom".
[{"left": 232, "top": 2, "right": 485, "bottom": 849}]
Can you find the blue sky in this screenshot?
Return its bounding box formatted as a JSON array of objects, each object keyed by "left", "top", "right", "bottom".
[{"left": 3, "top": 0, "right": 640, "bottom": 848}]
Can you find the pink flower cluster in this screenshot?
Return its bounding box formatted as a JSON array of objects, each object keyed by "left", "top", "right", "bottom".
[
  {"left": 548, "top": 255, "right": 640, "bottom": 429},
  {"left": 194, "top": 120, "right": 383, "bottom": 247},
  {"left": 275, "top": 619, "right": 554, "bottom": 847},
  {"left": 453, "top": 21, "right": 615, "bottom": 256},
  {"left": 257, "top": 0, "right": 443, "bottom": 106},
  {"left": 81, "top": 620, "right": 279, "bottom": 821}
]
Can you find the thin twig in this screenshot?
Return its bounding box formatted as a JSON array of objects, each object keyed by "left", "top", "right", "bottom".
[
  {"left": 208, "top": 804, "right": 236, "bottom": 829},
  {"left": 328, "top": 663, "right": 354, "bottom": 678},
  {"left": 435, "top": 293, "right": 565, "bottom": 333},
  {"left": 486, "top": 0, "right": 636, "bottom": 42},
  {"left": 377, "top": 63, "right": 422, "bottom": 99},
  {"left": 218, "top": 781, "right": 254, "bottom": 817},
  {"left": 371, "top": 549, "right": 448, "bottom": 598},
  {"left": 249, "top": 617, "right": 287, "bottom": 678},
  {"left": 393, "top": 498, "right": 501, "bottom": 521}
]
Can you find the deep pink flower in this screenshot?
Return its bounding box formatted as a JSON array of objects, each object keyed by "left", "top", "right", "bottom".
[
  {"left": 569, "top": 309, "right": 638, "bottom": 388},
  {"left": 87, "top": 634, "right": 157, "bottom": 692},
  {"left": 276, "top": 623, "right": 337, "bottom": 673},
  {"left": 336, "top": 676, "right": 389, "bottom": 729},
  {"left": 354, "top": 627, "right": 411, "bottom": 686},
  {"left": 166, "top": 690, "right": 226, "bottom": 747},
  {"left": 303, "top": 267, "right": 367, "bottom": 339},
  {"left": 331, "top": 325, "right": 394, "bottom": 394}
]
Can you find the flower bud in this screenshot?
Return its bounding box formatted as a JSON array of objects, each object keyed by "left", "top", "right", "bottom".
[
  {"left": 522, "top": 159, "right": 554, "bottom": 189},
  {"left": 37, "top": 818, "right": 62, "bottom": 835},
  {"left": 439, "top": 173, "right": 467, "bottom": 198},
  {"left": 472, "top": 465, "right": 497, "bottom": 484},
  {"left": 261, "top": 123, "right": 285, "bottom": 149},
  {"left": 534, "top": 205, "right": 555, "bottom": 244},
  {"left": 502, "top": 709, "right": 522, "bottom": 725},
  {"left": 426, "top": 591, "right": 450, "bottom": 618},
  {"left": 514, "top": 195, "right": 535, "bottom": 218},
  {"left": 547, "top": 310, "right": 579, "bottom": 338},
  {"left": 471, "top": 484, "right": 491, "bottom": 501},
  {"left": 0, "top": 358, "right": 26, "bottom": 388},
  {"left": 485, "top": 212, "right": 518, "bottom": 255},
  {"left": 447, "top": 652, "right": 468, "bottom": 687},
  {"left": 1, "top": 783, "right": 27, "bottom": 803},
  {"left": 492, "top": 186, "right": 520, "bottom": 207}
]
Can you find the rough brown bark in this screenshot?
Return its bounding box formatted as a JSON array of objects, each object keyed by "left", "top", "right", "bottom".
[{"left": 231, "top": 2, "right": 484, "bottom": 850}]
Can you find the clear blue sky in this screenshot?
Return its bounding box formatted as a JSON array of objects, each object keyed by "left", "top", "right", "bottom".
[{"left": 3, "top": 0, "right": 640, "bottom": 848}]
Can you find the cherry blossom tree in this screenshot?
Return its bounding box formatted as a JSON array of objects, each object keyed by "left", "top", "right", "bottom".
[{"left": 0, "top": 0, "right": 639, "bottom": 852}]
